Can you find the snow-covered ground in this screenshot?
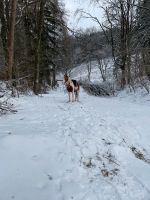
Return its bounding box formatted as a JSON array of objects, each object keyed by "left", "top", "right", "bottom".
[{"left": 0, "top": 87, "right": 150, "bottom": 200}]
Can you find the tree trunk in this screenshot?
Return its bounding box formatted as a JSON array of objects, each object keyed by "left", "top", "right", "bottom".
[
  {"left": 0, "top": 0, "right": 8, "bottom": 65},
  {"left": 6, "top": 0, "right": 17, "bottom": 81},
  {"left": 87, "top": 61, "right": 92, "bottom": 82},
  {"left": 121, "top": 69, "right": 126, "bottom": 89},
  {"left": 126, "top": 0, "right": 132, "bottom": 85},
  {"left": 97, "top": 59, "right": 106, "bottom": 82},
  {"left": 33, "top": 0, "right": 44, "bottom": 95}
]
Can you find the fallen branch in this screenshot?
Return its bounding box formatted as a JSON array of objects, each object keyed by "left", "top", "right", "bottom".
[{"left": 0, "top": 98, "right": 17, "bottom": 115}]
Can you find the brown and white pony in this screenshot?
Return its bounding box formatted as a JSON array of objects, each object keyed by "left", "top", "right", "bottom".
[{"left": 64, "top": 74, "right": 80, "bottom": 102}]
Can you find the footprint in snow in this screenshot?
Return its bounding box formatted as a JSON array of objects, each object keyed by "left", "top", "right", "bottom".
[
  {"left": 19, "top": 118, "right": 24, "bottom": 120},
  {"left": 31, "top": 155, "right": 40, "bottom": 161},
  {"left": 47, "top": 174, "right": 53, "bottom": 180}
]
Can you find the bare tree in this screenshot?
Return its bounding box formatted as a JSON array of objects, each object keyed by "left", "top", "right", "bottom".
[
  {"left": 137, "top": 0, "right": 150, "bottom": 79},
  {"left": 33, "top": 0, "right": 45, "bottom": 95},
  {"left": 7, "top": 0, "right": 17, "bottom": 81},
  {"left": 90, "top": 0, "right": 138, "bottom": 87}
]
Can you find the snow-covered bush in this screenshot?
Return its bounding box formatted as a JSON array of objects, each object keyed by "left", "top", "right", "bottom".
[
  {"left": 0, "top": 99, "right": 15, "bottom": 115},
  {"left": 0, "top": 82, "right": 16, "bottom": 115},
  {"left": 124, "top": 77, "right": 150, "bottom": 94},
  {"left": 80, "top": 80, "right": 115, "bottom": 96}
]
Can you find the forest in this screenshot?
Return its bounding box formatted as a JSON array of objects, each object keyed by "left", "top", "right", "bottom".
[
  {"left": 0, "top": 0, "right": 150, "bottom": 95},
  {"left": 0, "top": 1, "right": 150, "bottom": 200}
]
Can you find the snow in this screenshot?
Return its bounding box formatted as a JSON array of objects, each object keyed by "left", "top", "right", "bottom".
[
  {"left": 68, "top": 59, "right": 113, "bottom": 83},
  {"left": 118, "top": 87, "right": 150, "bottom": 107},
  {"left": 0, "top": 87, "right": 150, "bottom": 200}
]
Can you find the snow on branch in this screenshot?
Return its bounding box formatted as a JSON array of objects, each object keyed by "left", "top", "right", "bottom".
[
  {"left": 0, "top": 83, "right": 17, "bottom": 115},
  {"left": 80, "top": 81, "right": 115, "bottom": 96}
]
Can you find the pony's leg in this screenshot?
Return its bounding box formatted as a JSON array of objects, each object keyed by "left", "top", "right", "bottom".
[
  {"left": 72, "top": 91, "right": 75, "bottom": 102},
  {"left": 76, "top": 91, "right": 79, "bottom": 101},
  {"left": 75, "top": 92, "right": 77, "bottom": 101},
  {"left": 75, "top": 92, "right": 78, "bottom": 101},
  {"left": 68, "top": 92, "right": 71, "bottom": 102}
]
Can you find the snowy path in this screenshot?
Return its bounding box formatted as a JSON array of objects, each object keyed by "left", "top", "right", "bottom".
[{"left": 0, "top": 89, "right": 150, "bottom": 200}]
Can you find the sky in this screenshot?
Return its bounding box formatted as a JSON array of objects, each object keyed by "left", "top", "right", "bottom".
[{"left": 63, "top": 0, "right": 104, "bottom": 31}]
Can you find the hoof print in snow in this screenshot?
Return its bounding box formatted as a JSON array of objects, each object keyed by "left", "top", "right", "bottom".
[
  {"left": 101, "top": 168, "right": 120, "bottom": 178},
  {"left": 19, "top": 118, "right": 24, "bottom": 120},
  {"left": 101, "top": 169, "right": 109, "bottom": 177},
  {"left": 130, "top": 146, "right": 150, "bottom": 164},
  {"left": 111, "top": 168, "right": 120, "bottom": 176},
  {"left": 102, "top": 138, "right": 112, "bottom": 146},
  {"left": 11, "top": 109, "right": 17, "bottom": 113},
  {"left": 31, "top": 155, "right": 39, "bottom": 161},
  {"left": 83, "top": 158, "right": 95, "bottom": 168},
  {"left": 96, "top": 153, "right": 102, "bottom": 161},
  {"left": 47, "top": 174, "right": 53, "bottom": 180},
  {"left": 97, "top": 152, "right": 120, "bottom": 179},
  {"left": 103, "top": 152, "right": 119, "bottom": 166}
]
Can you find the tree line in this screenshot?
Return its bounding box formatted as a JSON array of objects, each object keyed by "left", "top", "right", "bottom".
[
  {"left": 0, "top": 0, "right": 68, "bottom": 95},
  {"left": 74, "top": 0, "right": 150, "bottom": 90},
  {"left": 0, "top": 0, "right": 150, "bottom": 95}
]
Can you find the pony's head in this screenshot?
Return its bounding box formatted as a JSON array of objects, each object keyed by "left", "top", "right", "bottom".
[{"left": 64, "top": 73, "right": 69, "bottom": 83}]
